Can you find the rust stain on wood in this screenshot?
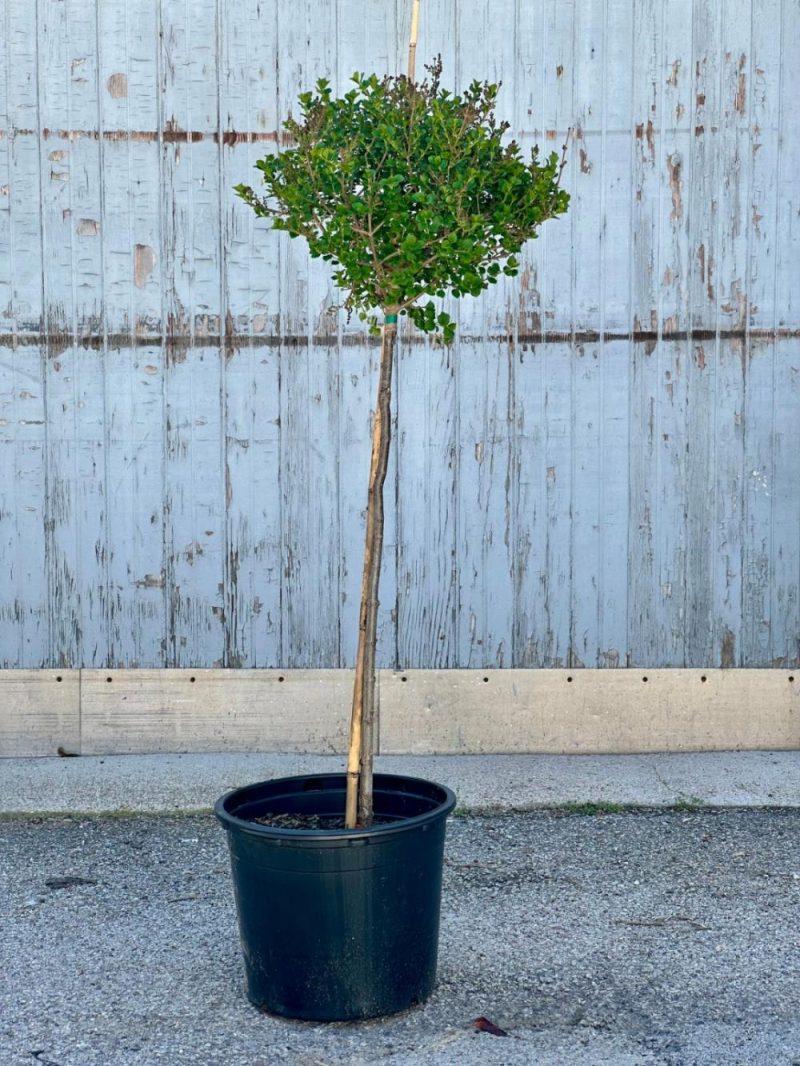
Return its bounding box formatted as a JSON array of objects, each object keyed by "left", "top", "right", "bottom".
[
  {"left": 667, "top": 155, "right": 683, "bottom": 222},
  {"left": 734, "top": 54, "right": 747, "bottom": 113},
  {"left": 721, "top": 628, "right": 737, "bottom": 668},
  {"left": 635, "top": 119, "right": 656, "bottom": 160},
  {"left": 134, "top": 574, "right": 165, "bottom": 589},
  {"left": 133, "top": 245, "right": 156, "bottom": 288},
  {"left": 106, "top": 73, "right": 128, "bottom": 98}
]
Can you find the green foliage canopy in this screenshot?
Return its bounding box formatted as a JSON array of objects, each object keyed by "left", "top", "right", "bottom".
[{"left": 236, "top": 59, "right": 569, "bottom": 341}]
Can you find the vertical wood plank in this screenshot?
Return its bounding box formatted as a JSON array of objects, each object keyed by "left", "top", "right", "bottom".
[
  {"left": 0, "top": 10, "right": 10, "bottom": 338},
  {"left": 396, "top": 0, "right": 459, "bottom": 669},
  {"left": 740, "top": 1, "right": 782, "bottom": 665},
  {"left": 7, "top": 0, "right": 44, "bottom": 337},
  {"left": 653, "top": 0, "right": 692, "bottom": 666},
  {"left": 159, "top": 0, "right": 225, "bottom": 665},
  {"left": 1, "top": 2, "right": 50, "bottom": 666},
  {"left": 683, "top": 333, "right": 715, "bottom": 665},
  {"left": 219, "top": 0, "right": 282, "bottom": 667},
  {"left": 105, "top": 294, "right": 164, "bottom": 676},
  {"left": 513, "top": 0, "right": 574, "bottom": 668},
  {"left": 628, "top": 0, "right": 667, "bottom": 665},
  {"left": 453, "top": 0, "right": 515, "bottom": 668},
  {"left": 709, "top": 337, "right": 746, "bottom": 668},
  {"left": 741, "top": 342, "right": 774, "bottom": 665},
  {"left": 707, "top": 2, "right": 755, "bottom": 667},
  {"left": 514, "top": 344, "right": 572, "bottom": 666},
  {"left": 104, "top": 345, "right": 166, "bottom": 665},
  {"left": 568, "top": 0, "right": 607, "bottom": 667},
  {"left": 97, "top": 0, "right": 166, "bottom": 665},
  {"left": 601, "top": 0, "right": 636, "bottom": 334},
  {"left": 0, "top": 345, "right": 49, "bottom": 666},
  {"left": 684, "top": 0, "right": 720, "bottom": 666},
  {"left": 537, "top": 0, "right": 575, "bottom": 337},
  {"left": 163, "top": 347, "right": 226, "bottom": 665},
  {"left": 596, "top": 341, "right": 631, "bottom": 666},
  {"left": 277, "top": 0, "right": 340, "bottom": 667},
  {"left": 514, "top": 0, "right": 547, "bottom": 345},
  {"left": 770, "top": 338, "right": 800, "bottom": 666},
  {"left": 37, "top": 0, "right": 109, "bottom": 666},
  {"left": 769, "top": 0, "right": 800, "bottom": 667},
  {"left": 97, "top": 0, "right": 161, "bottom": 337},
  {"left": 773, "top": 0, "right": 800, "bottom": 334}
]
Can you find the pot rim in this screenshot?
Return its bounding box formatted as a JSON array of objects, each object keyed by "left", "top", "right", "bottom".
[{"left": 214, "top": 771, "right": 456, "bottom": 846}]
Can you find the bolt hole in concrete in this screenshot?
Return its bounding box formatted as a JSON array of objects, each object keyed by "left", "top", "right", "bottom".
[
  {"left": 190, "top": 676, "right": 196, "bottom": 683},
  {"left": 106, "top": 676, "right": 112, "bottom": 683},
  {"left": 790, "top": 676, "right": 795, "bottom": 683},
  {"left": 642, "top": 676, "right": 649, "bottom": 682},
  {"left": 567, "top": 675, "right": 573, "bottom": 682},
  {"left": 701, "top": 675, "right": 708, "bottom": 682},
  {"left": 56, "top": 676, "right": 62, "bottom": 682},
  {"left": 278, "top": 675, "right": 285, "bottom": 682},
  {"left": 401, "top": 675, "right": 408, "bottom": 682},
  {"left": 482, "top": 676, "right": 489, "bottom": 682}
]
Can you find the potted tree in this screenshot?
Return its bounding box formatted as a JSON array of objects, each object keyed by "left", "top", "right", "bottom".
[{"left": 215, "top": 6, "right": 568, "bottom": 1021}]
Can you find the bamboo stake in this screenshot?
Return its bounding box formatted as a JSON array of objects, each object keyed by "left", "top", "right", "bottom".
[
  {"left": 345, "top": 318, "right": 397, "bottom": 828},
  {"left": 408, "top": 0, "right": 421, "bottom": 82},
  {"left": 345, "top": 0, "right": 422, "bottom": 830}
]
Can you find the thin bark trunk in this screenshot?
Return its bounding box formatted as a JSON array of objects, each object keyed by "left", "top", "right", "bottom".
[{"left": 345, "top": 319, "right": 396, "bottom": 829}]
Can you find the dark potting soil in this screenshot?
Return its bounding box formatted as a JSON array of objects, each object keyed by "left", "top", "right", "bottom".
[{"left": 252, "top": 812, "right": 396, "bottom": 830}]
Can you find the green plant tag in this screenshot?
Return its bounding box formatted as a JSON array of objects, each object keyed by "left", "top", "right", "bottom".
[{"left": 385, "top": 314, "right": 398, "bottom": 325}]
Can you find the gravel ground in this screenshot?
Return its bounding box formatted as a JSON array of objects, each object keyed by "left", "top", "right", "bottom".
[{"left": 2, "top": 809, "right": 800, "bottom": 1066}]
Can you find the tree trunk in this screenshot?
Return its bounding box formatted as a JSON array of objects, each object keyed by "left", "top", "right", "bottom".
[{"left": 345, "top": 317, "right": 397, "bottom": 829}]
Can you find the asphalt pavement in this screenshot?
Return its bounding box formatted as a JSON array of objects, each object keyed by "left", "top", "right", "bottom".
[{"left": 2, "top": 806, "right": 800, "bottom": 1065}]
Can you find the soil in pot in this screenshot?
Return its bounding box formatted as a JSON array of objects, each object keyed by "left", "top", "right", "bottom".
[{"left": 252, "top": 811, "right": 396, "bottom": 830}]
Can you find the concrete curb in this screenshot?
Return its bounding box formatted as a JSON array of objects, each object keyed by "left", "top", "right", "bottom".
[
  {"left": 3, "top": 668, "right": 798, "bottom": 758},
  {"left": 1, "top": 750, "right": 799, "bottom": 814}
]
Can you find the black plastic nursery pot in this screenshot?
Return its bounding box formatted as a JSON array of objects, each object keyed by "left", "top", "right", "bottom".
[{"left": 215, "top": 773, "right": 456, "bottom": 1021}]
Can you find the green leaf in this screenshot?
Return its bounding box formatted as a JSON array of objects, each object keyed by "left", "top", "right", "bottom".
[{"left": 236, "top": 62, "right": 569, "bottom": 341}]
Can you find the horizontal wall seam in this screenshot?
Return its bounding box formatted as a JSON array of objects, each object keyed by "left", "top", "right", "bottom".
[
  {"left": 1, "top": 127, "right": 291, "bottom": 145},
  {"left": 2, "top": 329, "right": 798, "bottom": 351}
]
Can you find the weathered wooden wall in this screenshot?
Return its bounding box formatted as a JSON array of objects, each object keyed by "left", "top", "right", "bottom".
[{"left": 0, "top": 0, "right": 798, "bottom": 670}]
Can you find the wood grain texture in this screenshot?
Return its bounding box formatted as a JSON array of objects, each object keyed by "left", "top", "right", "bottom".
[{"left": 0, "top": 0, "right": 797, "bottom": 670}]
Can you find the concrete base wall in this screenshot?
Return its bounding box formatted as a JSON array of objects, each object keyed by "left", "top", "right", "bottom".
[{"left": 1, "top": 669, "right": 798, "bottom": 758}]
